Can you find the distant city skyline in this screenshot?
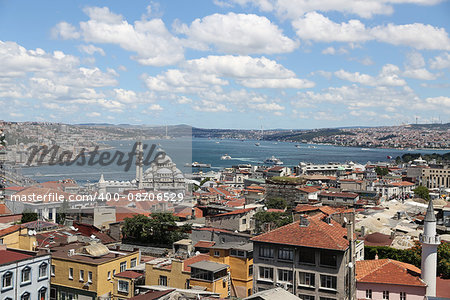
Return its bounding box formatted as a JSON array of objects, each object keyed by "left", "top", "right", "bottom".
[{"left": 0, "top": 0, "right": 449, "bottom": 129}]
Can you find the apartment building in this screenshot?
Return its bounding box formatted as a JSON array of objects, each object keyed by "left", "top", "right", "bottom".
[
  {"left": 0, "top": 245, "right": 51, "bottom": 300},
  {"left": 251, "top": 213, "right": 356, "bottom": 300},
  {"left": 49, "top": 242, "right": 140, "bottom": 300},
  {"left": 422, "top": 165, "right": 450, "bottom": 189}
]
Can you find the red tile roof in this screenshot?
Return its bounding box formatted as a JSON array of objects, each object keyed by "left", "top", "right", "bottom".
[
  {"left": 297, "top": 186, "right": 319, "bottom": 193},
  {"left": 116, "top": 206, "right": 151, "bottom": 222},
  {"left": 436, "top": 277, "right": 450, "bottom": 298},
  {"left": 319, "top": 191, "right": 359, "bottom": 198},
  {"left": 0, "top": 204, "right": 12, "bottom": 215},
  {"left": 294, "top": 204, "right": 320, "bottom": 213},
  {"left": 266, "top": 208, "right": 285, "bottom": 213},
  {"left": 194, "top": 241, "right": 216, "bottom": 248},
  {"left": 251, "top": 213, "right": 351, "bottom": 251},
  {"left": 356, "top": 259, "right": 426, "bottom": 287},
  {"left": 0, "top": 224, "right": 21, "bottom": 237},
  {"left": 211, "top": 207, "right": 254, "bottom": 218},
  {"left": 390, "top": 181, "right": 415, "bottom": 187},
  {"left": 0, "top": 249, "right": 32, "bottom": 265},
  {"left": 129, "top": 289, "right": 175, "bottom": 300},
  {"left": 114, "top": 270, "right": 143, "bottom": 279}
]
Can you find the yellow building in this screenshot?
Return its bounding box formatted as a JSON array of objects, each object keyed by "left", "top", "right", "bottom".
[
  {"left": 145, "top": 254, "right": 231, "bottom": 298},
  {"left": 0, "top": 224, "right": 36, "bottom": 251},
  {"left": 206, "top": 242, "right": 254, "bottom": 298},
  {"left": 112, "top": 270, "right": 145, "bottom": 299},
  {"left": 49, "top": 242, "right": 140, "bottom": 300}
]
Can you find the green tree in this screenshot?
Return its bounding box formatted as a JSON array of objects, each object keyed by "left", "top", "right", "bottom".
[
  {"left": 253, "top": 211, "right": 292, "bottom": 234},
  {"left": 122, "top": 213, "right": 191, "bottom": 246},
  {"left": 413, "top": 185, "right": 430, "bottom": 201},
  {"left": 375, "top": 166, "right": 389, "bottom": 177},
  {"left": 265, "top": 197, "right": 287, "bottom": 209},
  {"left": 21, "top": 210, "right": 38, "bottom": 223}
]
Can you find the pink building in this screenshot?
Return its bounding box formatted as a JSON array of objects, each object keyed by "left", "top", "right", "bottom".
[{"left": 356, "top": 259, "right": 427, "bottom": 300}]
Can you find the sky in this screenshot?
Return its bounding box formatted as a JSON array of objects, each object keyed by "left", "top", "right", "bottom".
[{"left": 0, "top": 0, "right": 449, "bottom": 129}]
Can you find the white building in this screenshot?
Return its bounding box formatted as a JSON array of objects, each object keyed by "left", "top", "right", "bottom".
[{"left": 0, "top": 245, "right": 51, "bottom": 300}]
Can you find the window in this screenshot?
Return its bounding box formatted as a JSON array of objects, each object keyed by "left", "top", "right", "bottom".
[
  {"left": 118, "top": 280, "right": 129, "bottom": 293},
  {"left": 120, "top": 261, "right": 127, "bottom": 272},
  {"left": 130, "top": 258, "right": 137, "bottom": 268},
  {"left": 69, "top": 268, "right": 73, "bottom": 280},
  {"left": 51, "top": 265, "right": 55, "bottom": 276},
  {"left": 88, "top": 271, "right": 92, "bottom": 283},
  {"left": 79, "top": 270, "right": 84, "bottom": 281},
  {"left": 249, "top": 265, "right": 253, "bottom": 276},
  {"left": 39, "top": 287, "right": 47, "bottom": 300},
  {"left": 299, "top": 248, "right": 315, "bottom": 264},
  {"left": 39, "top": 262, "right": 48, "bottom": 278},
  {"left": 248, "top": 288, "right": 252, "bottom": 296},
  {"left": 259, "top": 266, "right": 273, "bottom": 280},
  {"left": 214, "top": 250, "right": 220, "bottom": 257},
  {"left": 242, "top": 218, "right": 247, "bottom": 224},
  {"left": 278, "top": 248, "right": 293, "bottom": 261},
  {"left": 298, "top": 272, "right": 315, "bottom": 287},
  {"left": 21, "top": 292, "right": 30, "bottom": 300},
  {"left": 400, "top": 292, "right": 406, "bottom": 300},
  {"left": 259, "top": 246, "right": 274, "bottom": 258},
  {"left": 2, "top": 272, "right": 13, "bottom": 289},
  {"left": 320, "top": 275, "right": 337, "bottom": 290},
  {"left": 21, "top": 267, "right": 31, "bottom": 284},
  {"left": 231, "top": 249, "right": 245, "bottom": 257},
  {"left": 366, "top": 289, "right": 372, "bottom": 299},
  {"left": 320, "top": 251, "right": 337, "bottom": 267},
  {"left": 299, "top": 295, "right": 315, "bottom": 300},
  {"left": 159, "top": 275, "right": 168, "bottom": 286},
  {"left": 107, "top": 271, "right": 111, "bottom": 280},
  {"left": 383, "top": 291, "right": 389, "bottom": 299},
  {"left": 113, "top": 269, "right": 116, "bottom": 276},
  {"left": 278, "top": 269, "right": 293, "bottom": 283}
]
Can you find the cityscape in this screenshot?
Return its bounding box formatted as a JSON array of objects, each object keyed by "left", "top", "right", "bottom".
[{"left": 1, "top": 0, "right": 450, "bottom": 300}]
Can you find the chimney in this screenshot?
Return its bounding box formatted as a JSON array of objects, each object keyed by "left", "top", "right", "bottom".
[
  {"left": 346, "top": 222, "right": 354, "bottom": 242},
  {"left": 299, "top": 215, "right": 310, "bottom": 227},
  {"left": 360, "top": 225, "right": 366, "bottom": 237},
  {"left": 375, "top": 253, "right": 379, "bottom": 260}
]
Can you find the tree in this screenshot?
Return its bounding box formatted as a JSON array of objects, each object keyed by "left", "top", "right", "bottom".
[
  {"left": 21, "top": 210, "right": 38, "bottom": 223},
  {"left": 253, "top": 211, "right": 292, "bottom": 234},
  {"left": 375, "top": 166, "right": 389, "bottom": 177},
  {"left": 413, "top": 186, "right": 430, "bottom": 201},
  {"left": 122, "top": 213, "right": 192, "bottom": 246},
  {"left": 265, "top": 197, "right": 287, "bottom": 209}
]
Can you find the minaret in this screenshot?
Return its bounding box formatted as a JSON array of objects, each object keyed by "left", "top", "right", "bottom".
[
  {"left": 420, "top": 200, "right": 440, "bottom": 297},
  {"left": 135, "top": 139, "right": 144, "bottom": 189},
  {"left": 98, "top": 173, "right": 106, "bottom": 198}
]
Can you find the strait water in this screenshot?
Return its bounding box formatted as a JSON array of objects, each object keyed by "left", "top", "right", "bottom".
[{"left": 19, "top": 137, "right": 448, "bottom": 184}]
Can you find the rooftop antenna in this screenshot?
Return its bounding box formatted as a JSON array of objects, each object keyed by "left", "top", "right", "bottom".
[
  {"left": 165, "top": 124, "right": 168, "bottom": 139},
  {"left": 416, "top": 116, "right": 418, "bottom": 125}
]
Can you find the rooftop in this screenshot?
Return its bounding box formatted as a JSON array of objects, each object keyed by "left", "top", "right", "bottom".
[
  {"left": 251, "top": 213, "right": 351, "bottom": 251},
  {"left": 356, "top": 259, "right": 426, "bottom": 287},
  {"left": 0, "top": 249, "right": 33, "bottom": 265},
  {"left": 189, "top": 260, "right": 229, "bottom": 273},
  {"left": 114, "top": 270, "right": 144, "bottom": 279}
]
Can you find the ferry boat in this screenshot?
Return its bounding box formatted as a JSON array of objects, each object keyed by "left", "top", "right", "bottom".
[
  {"left": 220, "top": 154, "right": 232, "bottom": 160},
  {"left": 255, "top": 142, "right": 260, "bottom": 146},
  {"left": 186, "top": 162, "right": 211, "bottom": 168},
  {"left": 264, "top": 156, "right": 283, "bottom": 165}
]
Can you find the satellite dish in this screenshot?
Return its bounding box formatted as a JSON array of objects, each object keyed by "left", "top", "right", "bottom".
[
  {"left": 343, "top": 217, "right": 348, "bottom": 223},
  {"left": 28, "top": 231, "right": 34, "bottom": 236}
]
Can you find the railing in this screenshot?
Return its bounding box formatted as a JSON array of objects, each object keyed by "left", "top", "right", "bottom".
[{"left": 419, "top": 234, "right": 441, "bottom": 245}]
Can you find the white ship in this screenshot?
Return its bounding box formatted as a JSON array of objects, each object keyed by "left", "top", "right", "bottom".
[
  {"left": 264, "top": 156, "right": 283, "bottom": 165},
  {"left": 220, "top": 154, "right": 232, "bottom": 160}
]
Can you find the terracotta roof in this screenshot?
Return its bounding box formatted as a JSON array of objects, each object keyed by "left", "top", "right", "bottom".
[
  {"left": 266, "top": 208, "right": 285, "bottom": 213},
  {"left": 268, "top": 166, "right": 284, "bottom": 171},
  {"left": 363, "top": 232, "right": 393, "bottom": 246},
  {"left": 356, "top": 259, "right": 426, "bottom": 287},
  {"left": 390, "top": 181, "right": 415, "bottom": 187},
  {"left": 297, "top": 186, "right": 319, "bottom": 193},
  {"left": 116, "top": 206, "right": 151, "bottom": 222},
  {"left": 0, "top": 204, "right": 12, "bottom": 215},
  {"left": 0, "top": 224, "right": 21, "bottom": 237},
  {"left": 194, "top": 240, "right": 216, "bottom": 248},
  {"left": 436, "top": 277, "right": 450, "bottom": 298},
  {"left": 183, "top": 254, "right": 210, "bottom": 272},
  {"left": 294, "top": 204, "right": 320, "bottom": 213},
  {"left": 0, "top": 249, "right": 33, "bottom": 265},
  {"left": 251, "top": 213, "right": 351, "bottom": 251},
  {"left": 114, "top": 270, "right": 143, "bottom": 279},
  {"left": 211, "top": 207, "right": 254, "bottom": 218},
  {"left": 129, "top": 289, "right": 175, "bottom": 300}
]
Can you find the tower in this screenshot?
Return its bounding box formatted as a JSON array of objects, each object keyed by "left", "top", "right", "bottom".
[
  {"left": 420, "top": 200, "right": 440, "bottom": 297},
  {"left": 98, "top": 173, "right": 106, "bottom": 198},
  {"left": 135, "top": 139, "right": 144, "bottom": 189}
]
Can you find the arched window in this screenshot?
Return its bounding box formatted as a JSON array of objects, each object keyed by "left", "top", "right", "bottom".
[
  {"left": 39, "top": 262, "right": 48, "bottom": 278},
  {"left": 21, "top": 266, "right": 31, "bottom": 283},
  {"left": 2, "top": 271, "right": 13, "bottom": 289},
  {"left": 21, "top": 292, "right": 30, "bottom": 300},
  {"left": 38, "top": 287, "right": 47, "bottom": 300}
]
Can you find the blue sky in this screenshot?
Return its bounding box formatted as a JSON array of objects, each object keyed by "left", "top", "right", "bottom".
[{"left": 0, "top": 0, "right": 449, "bottom": 129}]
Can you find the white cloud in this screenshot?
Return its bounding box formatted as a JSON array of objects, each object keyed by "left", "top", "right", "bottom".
[
  {"left": 87, "top": 112, "right": 101, "bottom": 117},
  {"left": 424, "top": 96, "right": 450, "bottom": 108},
  {"left": 429, "top": 52, "right": 450, "bottom": 69},
  {"left": 51, "top": 22, "right": 80, "bottom": 39},
  {"left": 292, "top": 12, "right": 450, "bottom": 50},
  {"left": 402, "top": 68, "right": 436, "bottom": 80},
  {"left": 193, "top": 100, "right": 231, "bottom": 112},
  {"left": 402, "top": 52, "right": 436, "bottom": 80},
  {"left": 253, "top": 102, "right": 285, "bottom": 111},
  {"left": 179, "top": 13, "right": 298, "bottom": 54},
  {"left": 228, "top": 0, "right": 443, "bottom": 19},
  {"left": 334, "top": 64, "right": 406, "bottom": 86},
  {"left": 148, "top": 104, "right": 163, "bottom": 111},
  {"left": 52, "top": 6, "right": 184, "bottom": 66},
  {"left": 240, "top": 78, "right": 314, "bottom": 88},
  {"left": 78, "top": 44, "right": 106, "bottom": 56}
]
